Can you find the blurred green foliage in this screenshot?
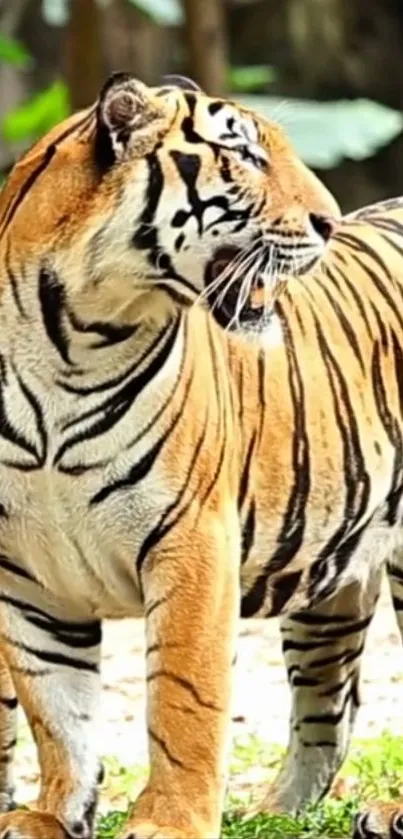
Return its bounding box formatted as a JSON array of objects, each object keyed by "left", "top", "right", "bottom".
[
  {"left": 1, "top": 29, "right": 402, "bottom": 170},
  {"left": 229, "top": 65, "right": 276, "bottom": 92},
  {"left": 2, "top": 81, "right": 69, "bottom": 144},
  {"left": 0, "top": 33, "right": 31, "bottom": 67}
]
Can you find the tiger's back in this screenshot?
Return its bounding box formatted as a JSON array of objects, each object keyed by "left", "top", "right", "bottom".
[{"left": 231, "top": 199, "right": 403, "bottom": 619}]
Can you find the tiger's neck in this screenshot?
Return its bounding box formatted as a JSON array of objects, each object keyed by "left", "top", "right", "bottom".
[{"left": 0, "top": 263, "right": 185, "bottom": 399}]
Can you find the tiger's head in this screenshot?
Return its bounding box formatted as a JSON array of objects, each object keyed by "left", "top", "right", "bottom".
[{"left": 0, "top": 72, "right": 339, "bottom": 331}]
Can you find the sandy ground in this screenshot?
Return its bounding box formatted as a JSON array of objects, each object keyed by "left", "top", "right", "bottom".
[{"left": 12, "top": 576, "right": 403, "bottom": 811}]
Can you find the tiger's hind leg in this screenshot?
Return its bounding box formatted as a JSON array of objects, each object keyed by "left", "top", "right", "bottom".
[
  {"left": 257, "top": 571, "right": 382, "bottom": 816},
  {"left": 0, "top": 650, "right": 17, "bottom": 813},
  {"left": 0, "top": 597, "right": 102, "bottom": 839}
]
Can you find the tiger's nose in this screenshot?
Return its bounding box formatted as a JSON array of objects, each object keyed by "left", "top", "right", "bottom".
[{"left": 309, "top": 212, "right": 337, "bottom": 242}]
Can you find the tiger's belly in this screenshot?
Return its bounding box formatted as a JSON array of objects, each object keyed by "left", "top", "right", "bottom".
[{"left": 0, "top": 464, "right": 175, "bottom": 620}]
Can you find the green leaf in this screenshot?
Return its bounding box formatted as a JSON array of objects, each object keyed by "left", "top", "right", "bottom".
[
  {"left": 0, "top": 34, "right": 31, "bottom": 67},
  {"left": 229, "top": 65, "right": 277, "bottom": 93},
  {"left": 1, "top": 81, "right": 70, "bottom": 143},
  {"left": 127, "top": 0, "right": 183, "bottom": 26},
  {"left": 236, "top": 95, "right": 403, "bottom": 168}
]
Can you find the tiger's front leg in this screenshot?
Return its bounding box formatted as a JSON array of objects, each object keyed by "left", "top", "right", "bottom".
[
  {"left": 0, "top": 599, "right": 102, "bottom": 839},
  {"left": 121, "top": 519, "right": 240, "bottom": 839}
]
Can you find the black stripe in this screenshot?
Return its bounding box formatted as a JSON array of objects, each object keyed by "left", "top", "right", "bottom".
[
  {"left": 55, "top": 316, "right": 181, "bottom": 467},
  {"left": 320, "top": 680, "right": 348, "bottom": 697},
  {"left": 391, "top": 329, "right": 403, "bottom": 417},
  {"left": 67, "top": 308, "right": 137, "bottom": 349},
  {"left": 256, "top": 350, "right": 266, "bottom": 442},
  {"left": 170, "top": 150, "right": 249, "bottom": 236},
  {"left": 337, "top": 233, "right": 403, "bottom": 331},
  {"left": 371, "top": 340, "right": 403, "bottom": 524},
  {"left": 147, "top": 668, "right": 223, "bottom": 711},
  {"left": 91, "top": 361, "right": 194, "bottom": 506},
  {"left": 241, "top": 302, "right": 310, "bottom": 617},
  {"left": 302, "top": 615, "right": 373, "bottom": 640},
  {"left": 0, "top": 109, "right": 94, "bottom": 236},
  {"left": 14, "top": 371, "right": 47, "bottom": 465},
  {"left": 5, "top": 244, "right": 27, "bottom": 319},
  {"left": 307, "top": 642, "right": 364, "bottom": 670},
  {"left": 302, "top": 687, "right": 354, "bottom": 726},
  {"left": 313, "top": 276, "right": 365, "bottom": 372},
  {"left": 282, "top": 638, "right": 334, "bottom": 654},
  {"left": 308, "top": 314, "right": 370, "bottom": 599},
  {"left": 241, "top": 499, "right": 256, "bottom": 566},
  {"left": 0, "top": 145, "right": 57, "bottom": 236},
  {"left": 368, "top": 216, "right": 403, "bottom": 240},
  {"left": 321, "top": 260, "right": 373, "bottom": 339},
  {"left": 14, "top": 642, "right": 99, "bottom": 672},
  {"left": 8, "top": 665, "right": 51, "bottom": 677},
  {"left": 0, "top": 594, "right": 101, "bottom": 647},
  {"left": 300, "top": 740, "right": 337, "bottom": 748},
  {"left": 57, "top": 318, "right": 171, "bottom": 396},
  {"left": 148, "top": 726, "right": 189, "bottom": 770},
  {"left": 0, "top": 556, "right": 37, "bottom": 583},
  {"left": 136, "top": 401, "right": 208, "bottom": 573},
  {"left": 288, "top": 611, "right": 356, "bottom": 626},
  {"left": 38, "top": 267, "right": 72, "bottom": 365},
  {"left": 387, "top": 562, "right": 403, "bottom": 583},
  {"left": 0, "top": 697, "right": 17, "bottom": 710},
  {"left": 291, "top": 675, "right": 319, "bottom": 688},
  {"left": 0, "top": 374, "right": 40, "bottom": 463},
  {"left": 24, "top": 615, "right": 101, "bottom": 648},
  {"left": 371, "top": 301, "right": 389, "bottom": 350},
  {"left": 391, "top": 596, "right": 403, "bottom": 611},
  {"left": 132, "top": 151, "right": 164, "bottom": 255},
  {"left": 238, "top": 433, "right": 256, "bottom": 510},
  {"left": 270, "top": 570, "right": 303, "bottom": 616},
  {"left": 145, "top": 591, "right": 177, "bottom": 619}
]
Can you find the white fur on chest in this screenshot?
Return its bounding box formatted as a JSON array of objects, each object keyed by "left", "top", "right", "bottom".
[
  {"left": 0, "top": 463, "right": 174, "bottom": 619},
  {"left": 0, "top": 324, "right": 184, "bottom": 619}
]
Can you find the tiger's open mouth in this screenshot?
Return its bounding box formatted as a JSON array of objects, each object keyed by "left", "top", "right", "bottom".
[
  {"left": 205, "top": 246, "right": 283, "bottom": 330},
  {"left": 204, "top": 244, "right": 320, "bottom": 330},
  {"left": 204, "top": 246, "right": 267, "bottom": 330}
]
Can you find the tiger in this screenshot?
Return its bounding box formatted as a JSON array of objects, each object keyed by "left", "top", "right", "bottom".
[{"left": 0, "top": 68, "right": 399, "bottom": 839}]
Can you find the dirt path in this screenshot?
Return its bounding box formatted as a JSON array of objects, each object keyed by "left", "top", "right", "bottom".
[{"left": 13, "top": 577, "right": 403, "bottom": 810}]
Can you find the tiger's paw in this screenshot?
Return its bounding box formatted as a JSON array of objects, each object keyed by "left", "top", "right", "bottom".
[
  {"left": 120, "top": 786, "right": 215, "bottom": 838},
  {"left": 0, "top": 809, "right": 68, "bottom": 838}
]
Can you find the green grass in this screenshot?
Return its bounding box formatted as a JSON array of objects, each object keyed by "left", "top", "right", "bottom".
[{"left": 96, "top": 731, "right": 403, "bottom": 838}]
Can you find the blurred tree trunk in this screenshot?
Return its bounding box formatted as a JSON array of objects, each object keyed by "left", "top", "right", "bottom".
[
  {"left": 182, "top": 0, "right": 228, "bottom": 96},
  {"left": 102, "top": 0, "right": 171, "bottom": 85},
  {"left": 65, "top": 0, "right": 104, "bottom": 110}
]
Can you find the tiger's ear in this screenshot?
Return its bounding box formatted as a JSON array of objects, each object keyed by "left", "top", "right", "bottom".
[
  {"left": 160, "top": 74, "right": 202, "bottom": 92},
  {"left": 95, "top": 72, "right": 165, "bottom": 168}
]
